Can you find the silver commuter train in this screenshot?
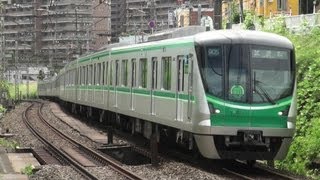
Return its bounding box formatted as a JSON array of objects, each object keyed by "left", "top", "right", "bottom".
[{"left": 39, "top": 30, "right": 297, "bottom": 161}]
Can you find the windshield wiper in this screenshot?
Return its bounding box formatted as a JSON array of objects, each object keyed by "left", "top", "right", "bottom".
[{"left": 254, "top": 80, "right": 276, "bottom": 105}]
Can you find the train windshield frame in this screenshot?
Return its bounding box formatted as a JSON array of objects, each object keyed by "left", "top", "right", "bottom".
[{"left": 199, "top": 44, "right": 295, "bottom": 104}]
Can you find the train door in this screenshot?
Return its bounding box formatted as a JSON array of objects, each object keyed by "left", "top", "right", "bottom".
[
  {"left": 187, "top": 54, "right": 194, "bottom": 121},
  {"left": 130, "top": 59, "right": 137, "bottom": 110},
  {"left": 151, "top": 57, "right": 158, "bottom": 115},
  {"left": 77, "top": 66, "right": 81, "bottom": 101},
  {"left": 108, "top": 60, "right": 113, "bottom": 108},
  {"left": 115, "top": 60, "right": 120, "bottom": 107},
  {"left": 176, "top": 55, "right": 185, "bottom": 121}
]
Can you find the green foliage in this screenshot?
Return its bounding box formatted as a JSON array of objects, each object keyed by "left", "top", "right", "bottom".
[
  {"left": 0, "top": 105, "right": 6, "bottom": 113},
  {"left": 270, "top": 27, "right": 320, "bottom": 179},
  {"left": 0, "top": 80, "right": 10, "bottom": 99},
  {"left": 21, "top": 164, "right": 35, "bottom": 176},
  {"left": 262, "top": 15, "right": 289, "bottom": 35},
  {"left": 0, "top": 138, "right": 19, "bottom": 149},
  {"left": 243, "top": 11, "right": 255, "bottom": 30},
  {"left": 230, "top": 1, "right": 240, "bottom": 24},
  {"left": 8, "top": 82, "right": 38, "bottom": 99}
]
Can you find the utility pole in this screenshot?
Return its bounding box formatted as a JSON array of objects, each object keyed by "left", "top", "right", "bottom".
[
  {"left": 214, "top": 0, "right": 222, "bottom": 29},
  {"left": 75, "top": 7, "right": 80, "bottom": 57},
  {"left": 14, "top": 40, "right": 19, "bottom": 101},
  {"left": 0, "top": 5, "right": 5, "bottom": 85},
  {"left": 239, "top": 0, "right": 244, "bottom": 23}
]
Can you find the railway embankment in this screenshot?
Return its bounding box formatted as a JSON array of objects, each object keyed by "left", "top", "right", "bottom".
[{"left": 269, "top": 25, "right": 320, "bottom": 179}]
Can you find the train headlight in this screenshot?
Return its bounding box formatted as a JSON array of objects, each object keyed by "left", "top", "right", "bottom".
[
  {"left": 278, "top": 106, "right": 290, "bottom": 116},
  {"left": 208, "top": 103, "right": 220, "bottom": 114}
]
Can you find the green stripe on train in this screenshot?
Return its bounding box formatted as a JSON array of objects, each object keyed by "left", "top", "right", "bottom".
[
  {"left": 206, "top": 94, "right": 292, "bottom": 128},
  {"left": 74, "top": 40, "right": 194, "bottom": 65},
  {"left": 65, "top": 85, "right": 195, "bottom": 101}
]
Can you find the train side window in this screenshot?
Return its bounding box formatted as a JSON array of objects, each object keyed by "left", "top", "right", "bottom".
[
  {"left": 79, "top": 67, "right": 81, "bottom": 85},
  {"left": 152, "top": 57, "right": 158, "bottom": 89},
  {"left": 122, "top": 60, "right": 128, "bottom": 86},
  {"left": 162, "top": 57, "right": 172, "bottom": 90},
  {"left": 102, "top": 62, "right": 105, "bottom": 85},
  {"left": 71, "top": 70, "right": 74, "bottom": 85},
  {"left": 82, "top": 66, "right": 85, "bottom": 85},
  {"left": 95, "top": 63, "right": 98, "bottom": 85},
  {"left": 131, "top": 59, "right": 137, "bottom": 87},
  {"left": 85, "top": 66, "right": 87, "bottom": 85},
  {"left": 79, "top": 68, "right": 81, "bottom": 85},
  {"left": 105, "top": 62, "right": 109, "bottom": 85},
  {"left": 115, "top": 60, "right": 120, "bottom": 86},
  {"left": 89, "top": 64, "right": 93, "bottom": 85},
  {"left": 97, "top": 63, "right": 101, "bottom": 85},
  {"left": 110, "top": 61, "right": 113, "bottom": 85},
  {"left": 177, "top": 55, "right": 185, "bottom": 92},
  {"left": 139, "top": 58, "right": 147, "bottom": 88}
]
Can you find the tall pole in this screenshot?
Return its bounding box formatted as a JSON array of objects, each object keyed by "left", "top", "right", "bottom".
[
  {"left": 140, "top": 4, "right": 144, "bottom": 42},
  {"left": 15, "top": 40, "right": 19, "bottom": 101},
  {"left": 26, "top": 45, "right": 29, "bottom": 99},
  {"left": 214, "top": 0, "right": 222, "bottom": 29},
  {"left": 239, "top": 0, "right": 244, "bottom": 23},
  {"left": 75, "top": 7, "right": 80, "bottom": 56}
]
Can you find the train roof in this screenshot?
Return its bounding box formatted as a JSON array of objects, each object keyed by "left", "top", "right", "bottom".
[
  {"left": 66, "top": 30, "right": 293, "bottom": 69},
  {"left": 194, "top": 30, "right": 293, "bottom": 49}
]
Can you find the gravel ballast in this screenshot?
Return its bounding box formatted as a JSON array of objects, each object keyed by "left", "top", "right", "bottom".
[{"left": 0, "top": 101, "right": 230, "bottom": 180}]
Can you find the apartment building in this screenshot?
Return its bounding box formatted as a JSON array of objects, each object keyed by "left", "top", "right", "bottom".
[
  {"left": 1, "top": 0, "right": 110, "bottom": 71},
  {"left": 110, "top": 0, "right": 213, "bottom": 43}
]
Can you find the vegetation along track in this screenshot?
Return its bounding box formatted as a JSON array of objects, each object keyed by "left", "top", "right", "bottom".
[
  {"left": 221, "top": 160, "right": 299, "bottom": 180},
  {"left": 23, "top": 101, "right": 143, "bottom": 180}
]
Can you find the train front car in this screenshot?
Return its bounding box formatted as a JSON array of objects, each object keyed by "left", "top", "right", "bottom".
[{"left": 193, "top": 30, "right": 296, "bottom": 160}]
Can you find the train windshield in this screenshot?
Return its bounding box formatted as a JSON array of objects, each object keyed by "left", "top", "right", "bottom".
[{"left": 201, "top": 44, "right": 294, "bottom": 104}]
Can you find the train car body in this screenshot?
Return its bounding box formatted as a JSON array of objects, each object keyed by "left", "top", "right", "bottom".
[{"left": 38, "top": 30, "right": 296, "bottom": 160}]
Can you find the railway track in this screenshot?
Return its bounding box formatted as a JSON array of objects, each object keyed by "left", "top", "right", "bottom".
[
  {"left": 221, "top": 161, "right": 298, "bottom": 180},
  {"left": 45, "top": 101, "right": 302, "bottom": 179},
  {"left": 23, "top": 101, "right": 143, "bottom": 180}
]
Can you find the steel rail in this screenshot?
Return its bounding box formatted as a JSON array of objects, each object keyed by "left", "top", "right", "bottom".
[
  {"left": 22, "top": 102, "right": 99, "bottom": 180},
  {"left": 38, "top": 102, "right": 143, "bottom": 180}
]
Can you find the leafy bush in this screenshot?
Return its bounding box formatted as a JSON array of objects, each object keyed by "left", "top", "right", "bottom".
[
  {"left": 8, "top": 81, "right": 38, "bottom": 99},
  {"left": 21, "top": 164, "right": 35, "bottom": 176},
  {"left": 0, "top": 138, "right": 19, "bottom": 149},
  {"left": 243, "top": 11, "right": 255, "bottom": 30},
  {"left": 272, "top": 27, "right": 320, "bottom": 179}
]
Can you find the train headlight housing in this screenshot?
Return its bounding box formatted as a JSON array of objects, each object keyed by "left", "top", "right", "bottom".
[
  {"left": 278, "top": 106, "right": 290, "bottom": 116},
  {"left": 208, "top": 103, "right": 220, "bottom": 114}
]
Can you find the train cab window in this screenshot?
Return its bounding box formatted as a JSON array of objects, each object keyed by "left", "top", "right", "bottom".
[
  {"left": 131, "top": 59, "right": 137, "bottom": 87},
  {"left": 162, "top": 57, "right": 172, "bottom": 90},
  {"left": 152, "top": 57, "right": 158, "bottom": 89},
  {"left": 204, "top": 46, "right": 224, "bottom": 99},
  {"left": 115, "top": 60, "right": 120, "bottom": 86},
  {"left": 139, "top": 58, "right": 147, "bottom": 88},
  {"left": 122, "top": 60, "right": 128, "bottom": 86},
  {"left": 97, "top": 63, "right": 101, "bottom": 85}
]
